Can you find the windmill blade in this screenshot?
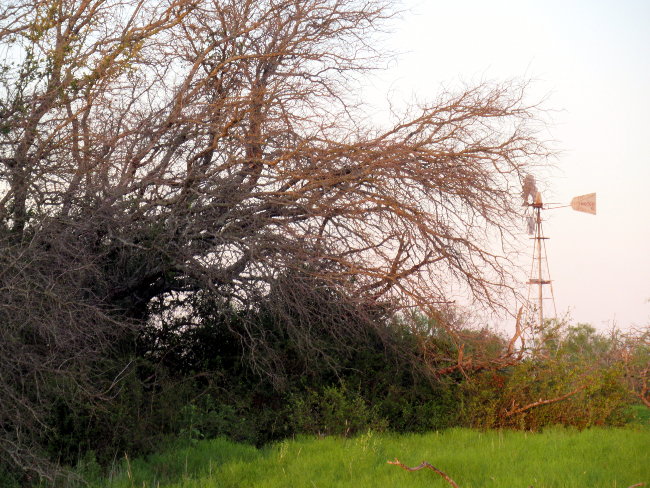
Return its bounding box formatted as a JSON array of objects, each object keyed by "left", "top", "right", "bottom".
[
  {"left": 526, "top": 216, "right": 535, "bottom": 235},
  {"left": 570, "top": 193, "right": 596, "bottom": 214},
  {"left": 522, "top": 174, "right": 537, "bottom": 204}
]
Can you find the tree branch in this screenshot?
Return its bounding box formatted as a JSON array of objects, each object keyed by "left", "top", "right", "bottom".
[
  {"left": 505, "top": 383, "right": 590, "bottom": 417},
  {"left": 387, "top": 458, "right": 460, "bottom": 488}
]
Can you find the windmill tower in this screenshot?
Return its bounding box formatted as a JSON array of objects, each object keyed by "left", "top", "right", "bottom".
[{"left": 520, "top": 175, "right": 596, "bottom": 330}]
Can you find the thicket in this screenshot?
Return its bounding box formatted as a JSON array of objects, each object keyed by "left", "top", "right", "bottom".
[
  {"left": 1, "top": 279, "right": 645, "bottom": 487},
  {"left": 21, "top": 311, "right": 637, "bottom": 484}
]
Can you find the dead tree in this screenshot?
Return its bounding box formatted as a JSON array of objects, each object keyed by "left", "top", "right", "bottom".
[{"left": 1, "top": 0, "right": 549, "bottom": 477}]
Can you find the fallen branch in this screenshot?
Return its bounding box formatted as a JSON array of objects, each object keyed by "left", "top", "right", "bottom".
[
  {"left": 387, "top": 458, "right": 459, "bottom": 488},
  {"left": 504, "top": 383, "right": 590, "bottom": 417},
  {"left": 433, "top": 308, "right": 526, "bottom": 377},
  {"left": 387, "top": 458, "right": 644, "bottom": 488}
]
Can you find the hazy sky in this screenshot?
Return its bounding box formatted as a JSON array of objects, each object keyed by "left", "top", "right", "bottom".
[{"left": 369, "top": 0, "right": 650, "bottom": 329}]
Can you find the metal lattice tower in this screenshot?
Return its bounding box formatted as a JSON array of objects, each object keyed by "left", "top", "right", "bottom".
[{"left": 524, "top": 192, "right": 557, "bottom": 330}]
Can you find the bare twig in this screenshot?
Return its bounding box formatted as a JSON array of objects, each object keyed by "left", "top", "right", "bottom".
[{"left": 388, "top": 458, "right": 460, "bottom": 488}]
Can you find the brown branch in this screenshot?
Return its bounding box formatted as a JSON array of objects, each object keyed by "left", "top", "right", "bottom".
[
  {"left": 388, "top": 458, "right": 460, "bottom": 488},
  {"left": 507, "top": 306, "right": 524, "bottom": 357},
  {"left": 633, "top": 368, "right": 650, "bottom": 408},
  {"left": 505, "top": 383, "right": 590, "bottom": 417}
]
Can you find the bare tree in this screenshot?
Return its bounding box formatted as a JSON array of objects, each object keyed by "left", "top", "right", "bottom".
[
  {"left": 1, "top": 0, "right": 549, "bottom": 477},
  {"left": 1, "top": 0, "right": 547, "bottom": 310}
]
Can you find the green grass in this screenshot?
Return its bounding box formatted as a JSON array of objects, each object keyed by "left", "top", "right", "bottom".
[
  {"left": 629, "top": 404, "right": 650, "bottom": 427},
  {"left": 84, "top": 427, "right": 649, "bottom": 488}
]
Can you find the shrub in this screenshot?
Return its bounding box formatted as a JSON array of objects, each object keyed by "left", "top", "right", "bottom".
[
  {"left": 457, "top": 322, "right": 633, "bottom": 430},
  {"left": 290, "top": 383, "right": 388, "bottom": 437}
]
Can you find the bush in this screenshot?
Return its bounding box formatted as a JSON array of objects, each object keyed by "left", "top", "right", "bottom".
[
  {"left": 290, "top": 383, "right": 388, "bottom": 437},
  {"left": 456, "top": 322, "right": 633, "bottom": 430}
]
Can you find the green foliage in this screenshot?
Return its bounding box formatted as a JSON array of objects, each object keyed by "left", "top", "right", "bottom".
[
  {"left": 174, "top": 393, "right": 293, "bottom": 447},
  {"left": 458, "top": 322, "right": 632, "bottom": 430},
  {"left": 374, "top": 382, "right": 459, "bottom": 433},
  {"left": 459, "top": 361, "right": 629, "bottom": 430},
  {"left": 40, "top": 314, "right": 636, "bottom": 483},
  {"left": 0, "top": 467, "right": 22, "bottom": 488},
  {"left": 289, "top": 383, "right": 388, "bottom": 437},
  {"left": 44, "top": 359, "right": 197, "bottom": 467},
  {"left": 73, "top": 451, "right": 102, "bottom": 484},
  {"left": 11, "top": 293, "right": 640, "bottom": 487}
]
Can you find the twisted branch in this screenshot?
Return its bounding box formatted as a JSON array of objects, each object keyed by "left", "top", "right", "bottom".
[{"left": 388, "top": 458, "right": 459, "bottom": 488}]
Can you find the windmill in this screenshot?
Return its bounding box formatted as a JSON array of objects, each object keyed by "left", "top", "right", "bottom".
[{"left": 520, "top": 175, "right": 596, "bottom": 330}]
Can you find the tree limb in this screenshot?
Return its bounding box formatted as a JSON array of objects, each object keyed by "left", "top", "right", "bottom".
[
  {"left": 505, "top": 383, "right": 590, "bottom": 417},
  {"left": 387, "top": 458, "right": 460, "bottom": 488}
]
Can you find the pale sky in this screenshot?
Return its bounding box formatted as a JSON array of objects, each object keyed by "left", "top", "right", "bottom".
[{"left": 369, "top": 0, "right": 650, "bottom": 329}]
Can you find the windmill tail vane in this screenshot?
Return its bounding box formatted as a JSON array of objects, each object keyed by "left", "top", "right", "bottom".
[{"left": 570, "top": 193, "right": 597, "bottom": 215}]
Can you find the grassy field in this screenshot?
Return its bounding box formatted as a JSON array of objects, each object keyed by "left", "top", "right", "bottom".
[{"left": 78, "top": 427, "right": 649, "bottom": 488}]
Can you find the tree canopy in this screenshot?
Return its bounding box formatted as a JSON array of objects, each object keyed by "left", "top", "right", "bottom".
[
  {"left": 1, "top": 0, "right": 551, "bottom": 478},
  {"left": 1, "top": 0, "right": 546, "bottom": 312}
]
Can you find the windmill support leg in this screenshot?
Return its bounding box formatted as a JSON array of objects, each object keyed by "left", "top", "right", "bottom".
[{"left": 537, "top": 206, "right": 543, "bottom": 328}]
